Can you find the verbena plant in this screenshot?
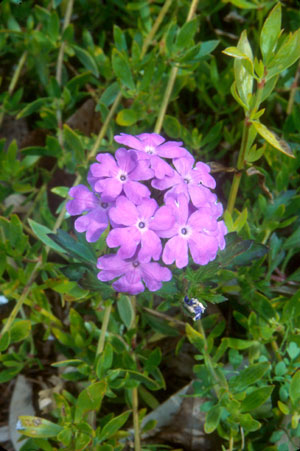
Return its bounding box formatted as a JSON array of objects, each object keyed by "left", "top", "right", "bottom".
[{"left": 0, "top": 1, "right": 300, "bottom": 450}]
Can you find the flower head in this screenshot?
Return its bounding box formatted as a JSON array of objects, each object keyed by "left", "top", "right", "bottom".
[
  {"left": 114, "top": 133, "right": 191, "bottom": 179},
  {"left": 152, "top": 156, "right": 217, "bottom": 207},
  {"left": 66, "top": 185, "right": 112, "bottom": 242},
  {"left": 97, "top": 251, "right": 172, "bottom": 294},
  {"left": 158, "top": 193, "right": 226, "bottom": 268},
  {"left": 88, "top": 148, "right": 153, "bottom": 204},
  {"left": 107, "top": 195, "right": 174, "bottom": 262}
]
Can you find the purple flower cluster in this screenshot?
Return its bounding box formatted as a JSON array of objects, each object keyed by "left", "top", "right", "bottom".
[{"left": 66, "top": 133, "right": 227, "bottom": 295}]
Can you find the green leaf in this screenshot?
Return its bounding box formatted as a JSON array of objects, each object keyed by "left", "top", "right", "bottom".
[
  {"left": 260, "top": 3, "right": 281, "bottom": 64},
  {"left": 10, "top": 320, "right": 31, "bottom": 343},
  {"left": 186, "top": 323, "right": 205, "bottom": 352},
  {"left": 0, "top": 331, "right": 10, "bottom": 352},
  {"left": 17, "top": 98, "right": 50, "bottom": 119},
  {"left": 63, "top": 124, "right": 84, "bottom": 157},
  {"left": 99, "top": 82, "right": 120, "bottom": 107},
  {"left": 241, "top": 386, "right": 274, "bottom": 412},
  {"left": 75, "top": 381, "right": 106, "bottom": 422},
  {"left": 97, "top": 411, "right": 130, "bottom": 443},
  {"left": 283, "top": 228, "right": 300, "bottom": 250},
  {"left": 17, "top": 416, "right": 63, "bottom": 438},
  {"left": 175, "top": 18, "right": 198, "bottom": 50},
  {"left": 112, "top": 49, "right": 135, "bottom": 90},
  {"left": 223, "top": 0, "right": 257, "bottom": 8},
  {"left": 116, "top": 109, "right": 138, "bottom": 126},
  {"left": 204, "top": 406, "right": 222, "bottom": 433},
  {"left": 239, "top": 413, "right": 261, "bottom": 432},
  {"left": 73, "top": 45, "right": 99, "bottom": 77},
  {"left": 0, "top": 365, "right": 24, "bottom": 383},
  {"left": 117, "top": 295, "right": 134, "bottom": 329},
  {"left": 113, "top": 25, "right": 127, "bottom": 52},
  {"left": 287, "top": 342, "right": 300, "bottom": 360},
  {"left": 28, "top": 219, "right": 66, "bottom": 254},
  {"left": 233, "top": 30, "right": 253, "bottom": 108},
  {"left": 290, "top": 371, "right": 300, "bottom": 404},
  {"left": 48, "top": 229, "right": 97, "bottom": 264},
  {"left": 163, "top": 115, "right": 181, "bottom": 139},
  {"left": 229, "top": 362, "right": 270, "bottom": 392},
  {"left": 266, "top": 30, "right": 300, "bottom": 81},
  {"left": 252, "top": 121, "right": 295, "bottom": 158}
]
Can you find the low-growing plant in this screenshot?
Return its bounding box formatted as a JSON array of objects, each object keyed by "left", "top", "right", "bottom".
[{"left": 0, "top": 1, "right": 300, "bottom": 450}]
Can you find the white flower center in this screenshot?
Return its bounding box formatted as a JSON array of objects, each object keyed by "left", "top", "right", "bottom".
[{"left": 145, "top": 145, "right": 155, "bottom": 155}]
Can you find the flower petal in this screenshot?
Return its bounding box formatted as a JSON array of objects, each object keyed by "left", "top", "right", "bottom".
[
  {"left": 139, "top": 230, "right": 162, "bottom": 262},
  {"left": 109, "top": 196, "right": 137, "bottom": 225},
  {"left": 66, "top": 185, "right": 98, "bottom": 215},
  {"left": 124, "top": 181, "right": 151, "bottom": 204},
  {"left": 106, "top": 226, "right": 140, "bottom": 258},
  {"left": 94, "top": 178, "right": 122, "bottom": 199},
  {"left": 74, "top": 208, "right": 108, "bottom": 242},
  {"left": 163, "top": 235, "right": 189, "bottom": 268}
]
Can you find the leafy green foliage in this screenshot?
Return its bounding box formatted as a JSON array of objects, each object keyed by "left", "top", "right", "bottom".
[{"left": 0, "top": 1, "right": 300, "bottom": 450}]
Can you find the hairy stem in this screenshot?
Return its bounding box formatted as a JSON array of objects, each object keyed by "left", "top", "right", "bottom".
[{"left": 154, "top": 0, "right": 199, "bottom": 134}]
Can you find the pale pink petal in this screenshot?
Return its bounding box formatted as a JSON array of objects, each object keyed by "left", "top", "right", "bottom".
[
  {"left": 106, "top": 227, "right": 140, "bottom": 258},
  {"left": 173, "top": 156, "right": 194, "bottom": 175},
  {"left": 124, "top": 181, "right": 151, "bottom": 204},
  {"left": 163, "top": 236, "right": 189, "bottom": 268},
  {"left": 150, "top": 156, "right": 174, "bottom": 179},
  {"left": 115, "top": 148, "right": 137, "bottom": 173},
  {"left": 109, "top": 196, "right": 138, "bottom": 225},
  {"left": 114, "top": 133, "right": 145, "bottom": 151},
  {"left": 94, "top": 178, "right": 122, "bottom": 199},
  {"left": 189, "top": 233, "right": 219, "bottom": 265},
  {"left": 137, "top": 133, "right": 165, "bottom": 147},
  {"left": 150, "top": 205, "right": 174, "bottom": 231},
  {"left": 136, "top": 198, "right": 158, "bottom": 220},
  {"left": 139, "top": 230, "right": 162, "bottom": 262}
]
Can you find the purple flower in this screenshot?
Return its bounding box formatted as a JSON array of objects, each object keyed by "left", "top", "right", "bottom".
[
  {"left": 97, "top": 252, "right": 172, "bottom": 294},
  {"left": 114, "top": 133, "right": 191, "bottom": 179},
  {"left": 152, "top": 156, "right": 217, "bottom": 207},
  {"left": 158, "top": 194, "right": 226, "bottom": 268},
  {"left": 66, "top": 185, "right": 111, "bottom": 242},
  {"left": 107, "top": 195, "right": 174, "bottom": 262},
  {"left": 88, "top": 148, "right": 153, "bottom": 205}
]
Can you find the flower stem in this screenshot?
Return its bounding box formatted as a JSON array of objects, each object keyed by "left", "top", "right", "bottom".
[
  {"left": 141, "top": 0, "right": 174, "bottom": 59},
  {"left": 130, "top": 295, "right": 141, "bottom": 451},
  {"left": 96, "top": 301, "right": 112, "bottom": 357},
  {"left": 154, "top": 0, "right": 199, "bottom": 134},
  {"left": 56, "top": 0, "right": 75, "bottom": 147},
  {"left": 226, "top": 117, "right": 250, "bottom": 214}
]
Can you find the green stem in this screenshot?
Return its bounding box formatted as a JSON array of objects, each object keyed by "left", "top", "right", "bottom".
[
  {"left": 197, "top": 320, "right": 228, "bottom": 397},
  {"left": 0, "top": 51, "right": 28, "bottom": 127},
  {"left": 96, "top": 301, "right": 112, "bottom": 357},
  {"left": 130, "top": 295, "right": 141, "bottom": 451},
  {"left": 226, "top": 118, "right": 250, "bottom": 214},
  {"left": 1, "top": 260, "right": 42, "bottom": 336},
  {"left": 154, "top": 0, "right": 199, "bottom": 134},
  {"left": 141, "top": 0, "right": 173, "bottom": 59},
  {"left": 56, "top": 0, "right": 75, "bottom": 147}
]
